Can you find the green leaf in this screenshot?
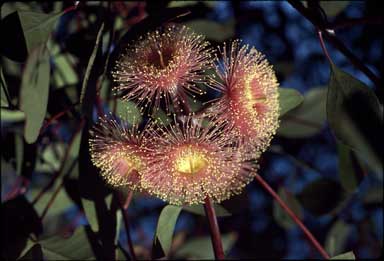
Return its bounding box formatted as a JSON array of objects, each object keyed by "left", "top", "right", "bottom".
[
  {"left": 53, "top": 54, "right": 79, "bottom": 88},
  {"left": 19, "top": 44, "right": 50, "bottom": 143},
  {"left": 115, "top": 210, "right": 123, "bottom": 244},
  {"left": 80, "top": 194, "right": 114, "bottom": 234},
  {"left": 2, "top": 55, "right": 22, "bottom": 76},
  {"left": 331, "top": 251, "right": 355, "bottom": 260},
  {"left": 115, "top": 100, "right": 143, "bottom": 126},
  {"left": 337, "top": 143, "right": 358, "bottom": 193},
  {"left": 81, "top": 198, "right": 99, "bottom": 232},
  {"left": 155, "top": 205, "right": 182, "bottom": 256},
  {"left": 1, "top": 109, "right": 25, "bottom": 122},
  {"left": 151, "top": 109, "right": 172, "bottom": 126},
  {"left": 18, "top": 245, "right": 43, "bottom": 260},
  {"left": 273, "top": 187, "right": 303, "bottom": 229},
  {"left": 168, "top": 0, "right": 216, "bottom": 8},
  {"left": 325, "top": 220, "right": 351, "bottom": 257},
  {"left": 278, "top": 88, "right": 304, "bottom": 117},
  {"left": 30, "top": 180, "right": 73, "bottom": 217},
  {"left": 202, "top": 1, "right": 217, "bottom": 8},
  {"left": 17, "top": 239, "right": 36, "bottom": 259},
  {"left": 35, "top": 143, "right": 65, "bottom": 172},
  {"left": 39, "top": 226, "right": 95, "bottom": 260},
  {"left": 174, "top": 233, "right": 237, "bottom": 259},
  {"left": 65, "top": 160, "right": 79, "bottom": 180},
  {"left": 327, "top": 64, "right": 382, "bottom": 175},
  {"left": 168, "top": 1, "right": 198, "bottom": 8},
  {"left": 1, "top": 3, "right": 39, "bottom": 19},
  {"left": 186, "top": 95, "right": 203, "bottom": 113},
  {"left": 17, "top": 240, "right": 43, "bottom": 260},
  {"left": 1, "top": 66, "right": 10, "bottom": 107},
  {"left": 183, "top": 204, "right": 231, "bottom": 217},
  {"left": 69, "top": 129, "right": 82, "bottom": 159},
  {"left": 278, "top": 87, "right": 327, "bottom": 138},
  {"left": 80, "top": 22, "right": 104, "bottom": 106},
  {"left": 183, "top": 19, "right": 235, "bottom": 41},
  {"left": 18, "top": 10, "right": 63, "bottom": 53},
  {"left": 320, "top": 1, "right": 349, "bottom": 17}
]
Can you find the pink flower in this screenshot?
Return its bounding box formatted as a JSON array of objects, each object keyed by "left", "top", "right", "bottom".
[
  {"left": 139, "top": 117, "right": 257, "bottom": 205},
  {"left": 112, "top": 24, "right": 214, "bottom": 114},
  {"left": 206, "top": 40, "right": 280, "bottom": 154},
  {"left": 89, "top": 115, "right": 147, "bottom": 190}
]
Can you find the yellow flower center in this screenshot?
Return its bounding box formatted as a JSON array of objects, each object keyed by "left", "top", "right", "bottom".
[{"left": 175, "top": 147, "right": 208, "bottom": 175}]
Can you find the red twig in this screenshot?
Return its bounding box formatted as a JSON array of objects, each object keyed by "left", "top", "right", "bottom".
[
  {"left": 254, "top": 174, "right": 330, "bottom": 259},
  {"left": 174, "top": 86, "right": 224, "bottom": 260},
  {"left": 63, "top": 1, "right": 79, "bottom": 14},
  {"left": 125, "top": 2, "right": 147, "bottom": 26},
  {"left": 4, "top": 177, "right": 23, "bottom": 201},
  {"left": 322, "top": 31, "right": 380, "bottom": 86},
  {"left": 317, "top": 30, "right": 333, "bottom": 65},
  {"left": 39, "top": 158, "right": 78, "bottom": 220},
  {"left": 40, "top": 180, "right": 64, "bottom": 220},
  {"left": 3, "top": 176, "right": 30, "bottom": 201},
  {"left": 40, "top": 102, "right": 79, "bottom": 133},
  {"left": 204, "top": 196, "right": 225, "bottom": 260},
  {"left": 165, "top": 11, "right": 192, "bottom": 24},
  {"left": 124, "top": 190, "right": 134, "bottom": 209}
]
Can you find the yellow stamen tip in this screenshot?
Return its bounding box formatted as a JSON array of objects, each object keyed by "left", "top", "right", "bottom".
[{"left": 174, "top": 147, "right": 208, "bottom": 174}]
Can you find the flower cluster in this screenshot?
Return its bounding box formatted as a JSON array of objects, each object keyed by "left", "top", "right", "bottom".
[
  {"left": 112, "top": 24, "right": 214, "bottom": 114},
  {"left": 140, "top": 117, "right": 257, "bottom": 205},
  {"left": 89, "top": 116, "right": 145, "bottom": 190},
  {"left": 206, "top": 40, "right": 279, "bottom": 155},
  {"left": 89, "top": 24, "right": 279, "bottom": 205}
]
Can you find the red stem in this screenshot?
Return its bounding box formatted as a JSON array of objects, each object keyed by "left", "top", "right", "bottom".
[
  {"left": 40, "top": 102, "right": 79, "bottom": 133},
  {"left": 3, "top": 176, "right": 30, "bottom": 201},
  {"left": 254, "top": 174, "right": 330, "bottom": 259},
  {"left": 40, "top": 180, "right": 64, "bottom": 220},
  {"left": 317, "top": 30, "right": 333, "bottom": 65},
  {"left": 63, "top": 1, "right": 79, "bottom": 15},
  {"left": 175, "top": 89, "right": 224, "bottom": 260},
  {"left": 39, "top": 158, "right": 78, "bottom": 220},
  {"left": 204, "top": 196, "right": 225, "bottom": 260},
  {"left": 125, "top": 2, "right": 147, "bottom": 26},
  {"left": 124, "top": 190, "right": 134, "bottom": 209}
]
